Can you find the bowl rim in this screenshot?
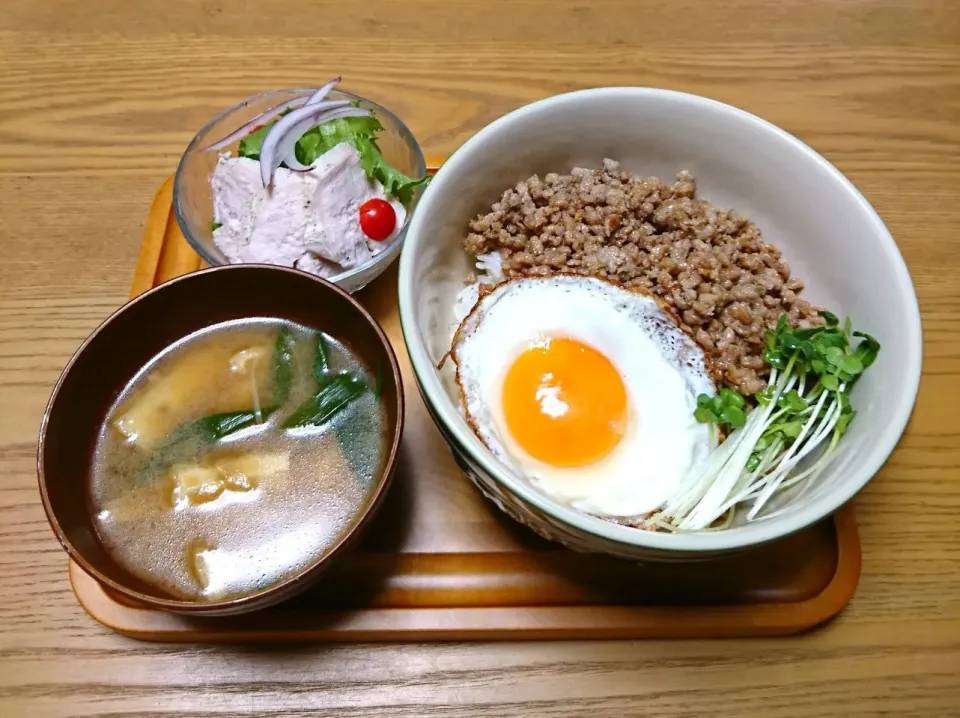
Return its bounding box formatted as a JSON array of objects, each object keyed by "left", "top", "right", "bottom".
[
  {"left": 173, "top": 87, "right": 428, "bottom": 288},
  {"left": 398, "top": 86, "right": 924, "bottom": 553},
  {"left": 37, "top": 263, "right": 405, "bottom": 612}
]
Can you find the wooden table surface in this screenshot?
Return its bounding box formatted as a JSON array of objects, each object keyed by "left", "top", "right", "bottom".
[{"left": 2, "top": 0, "right": 959, "bottom": 715}]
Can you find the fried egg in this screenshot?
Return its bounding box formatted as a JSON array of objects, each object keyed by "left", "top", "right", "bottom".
[{"left": 451, "top": 275, "right": 717, "bottom": 518}]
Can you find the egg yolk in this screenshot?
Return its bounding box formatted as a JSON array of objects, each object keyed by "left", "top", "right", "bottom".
[{"left": 501, "top": 337, "right": 628, "bottom": 467}]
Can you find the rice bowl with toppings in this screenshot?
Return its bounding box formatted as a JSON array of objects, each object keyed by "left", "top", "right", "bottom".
[
  {"left": 450, "top": 158, "right": 882, "bottom": 532},
  {"left": 399, "top": 86, "right": 922, "bottom": 559}
]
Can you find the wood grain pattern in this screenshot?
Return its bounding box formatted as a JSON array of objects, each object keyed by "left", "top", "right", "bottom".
[{"left": 0, "top": 0, "right": 958, "bottom": 715}]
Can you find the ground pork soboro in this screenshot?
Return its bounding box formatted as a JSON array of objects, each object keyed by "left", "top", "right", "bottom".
[{"left": 463, "top": 160, "right": 823, "bottom": 394}]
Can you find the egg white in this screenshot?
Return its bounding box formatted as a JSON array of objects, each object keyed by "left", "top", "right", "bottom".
[{"left": 451, "top": 275, "right": 717, "bottom": 518}]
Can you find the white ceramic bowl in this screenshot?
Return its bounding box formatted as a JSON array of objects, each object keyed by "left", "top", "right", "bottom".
[{"left": 398, "top": 88, "right": 922, "bottom": 561}]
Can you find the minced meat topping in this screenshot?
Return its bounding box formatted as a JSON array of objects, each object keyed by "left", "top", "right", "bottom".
[{"left": 463, "top": 160, "right": 823, "bottom": 395}]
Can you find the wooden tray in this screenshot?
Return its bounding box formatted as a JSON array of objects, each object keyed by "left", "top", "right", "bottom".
[{"left": 68, "top": 167, "right": 862, "bottom": 642}]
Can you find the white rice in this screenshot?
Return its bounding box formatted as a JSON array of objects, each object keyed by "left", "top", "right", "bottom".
[{"left": 453, "top": 252, "right": 504, "bottom": 324}]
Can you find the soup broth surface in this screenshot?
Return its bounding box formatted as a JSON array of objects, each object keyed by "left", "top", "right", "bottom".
[{"left": 91, "top": 318, "right": 385, "bottom": 601}]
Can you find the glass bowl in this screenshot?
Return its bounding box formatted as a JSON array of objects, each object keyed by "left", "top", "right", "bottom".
[{"left": 173, "top": 89, "right": 427, "bottom": 293}]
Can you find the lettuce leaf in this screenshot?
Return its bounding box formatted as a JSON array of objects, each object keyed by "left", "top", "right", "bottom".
[
  {"left": 352, "top": 134, "right": 431, "bottom": 208},
  {"left": 238, "top": 123, "right": 270, "bottom": 159},
  {"left": 236, "top": 115, "right": 428, "bottom": 208}
]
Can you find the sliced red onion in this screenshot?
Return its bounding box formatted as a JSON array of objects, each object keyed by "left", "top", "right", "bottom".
[
  {"left": 283, "top": 152, "right": 312, "bottom": 172},
  {"left": 282, "top": 106, "right": 374, "bottom": 172},
  {"left": 202, "top": 95, "right": 310, "bottom": 151},
  {"left": 258, "top": 100, "right": 351, "bottom": 185},
  {"left": 260, "top": 103, "right": 371, "bottom": 187},
  {"left": 284, "top": 78, "right": 344, "bottom": 170},
  {"left": 304, "top": 77, "right": 341, "bottom": 106}
]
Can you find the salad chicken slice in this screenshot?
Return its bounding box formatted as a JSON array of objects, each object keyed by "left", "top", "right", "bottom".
[{"left": 206, "top": 78, "right": 428, "bottom": 278}]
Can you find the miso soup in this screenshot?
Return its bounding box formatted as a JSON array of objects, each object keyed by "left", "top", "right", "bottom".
[{"left": 91, "top": 318, "right": 386, "bottom": 602}]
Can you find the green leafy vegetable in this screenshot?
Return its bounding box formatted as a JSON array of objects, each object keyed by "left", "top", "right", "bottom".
[
  {"left": 353, "top": 134, "right": 430, "bottom": 207},
  {"left": 211, "top": 221, "right": 222, "bottom": 232},
  {"left": 694, "top": 387, "right": 748, "bottom": 429},
  {"left": 294, "top": 115, "right": 381, "bottom": 164},
  {"left": 273, "top": 327, "right": 296, "bottom": 404},
  {"left": 651, "top": 311, "right": 880, "bottom": 532},
  {"left": 283, "top": 372, "right": 368, "bottom": 429},
  {"left": 301, "top": 333, "right": 381, "bottom": 486},
  {"left": 137, "top": 407, "right": 276, "bottom": 483},
  {"left": 853, "top": 330, "right": 881, "bottom": 369},
  {"left": 174, "top": 409, "right": 275, "bottom": 444},
  {"left": 720, "top": 405, "right": 747, "bottom": 428},
  {"left": 238, "top": 114, "right": 429, "bottom": 208},
  {"left": 373, "top": 362, "right": 384, "bottom": 400},
  {"left": 314, "top": 333, "right": 329, "bottom": 381},
  {"left": 238, "top": 123, "right": 270, "bottom": 159}
]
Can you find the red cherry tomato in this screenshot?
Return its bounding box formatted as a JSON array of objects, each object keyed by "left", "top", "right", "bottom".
[{"left": 359, "top": 198, "right": 397, "bottom": 241}]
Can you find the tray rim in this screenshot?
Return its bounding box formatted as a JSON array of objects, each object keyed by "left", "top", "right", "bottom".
[
  {"left": 69, "top": 506, "right": 859, "bottom": 641},
  {"left": 66, "top": 164, "right": 863, "bottom": 642}
]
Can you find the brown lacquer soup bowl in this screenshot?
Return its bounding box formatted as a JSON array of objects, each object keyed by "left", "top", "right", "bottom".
[{"left": 38, "top": 265, "right": 403, "bottom": 616}]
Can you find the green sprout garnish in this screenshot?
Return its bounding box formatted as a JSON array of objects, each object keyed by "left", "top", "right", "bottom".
[
  {"left": 653, "top": 310, "right": 880, "bottom": 532},
  {"left": 694, "top": 388, "right": 747, "bottom": 429}
]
